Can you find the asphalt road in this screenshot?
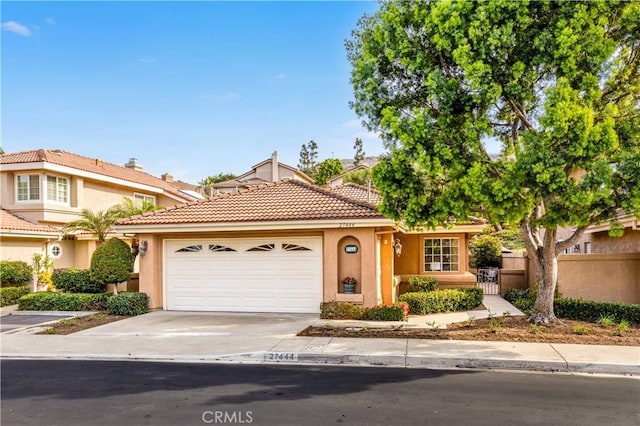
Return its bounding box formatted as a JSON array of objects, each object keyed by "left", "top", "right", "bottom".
[{"left": 1, "top": 360, "right": 638, "bottom": 426}]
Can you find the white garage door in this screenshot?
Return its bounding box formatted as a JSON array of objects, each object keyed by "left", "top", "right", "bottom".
[{"left": 165, "top": 237, "right": 323, "bottom": 313}]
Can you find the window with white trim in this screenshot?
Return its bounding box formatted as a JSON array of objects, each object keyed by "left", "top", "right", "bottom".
[
  {"left": 16, "top": 174, "right": 40, "bottom": 201},
  {"left": 46, "top": 175, "right": 69, "bottom": 203},
  {"left": 133, "top": 193, "right": 156, "bottom": 208},
  {"left": 49, "top": 243, "right": 62, "bottom": 259},
  {"left": 424, "top": 238, "right": 459, "bottom": 272}
]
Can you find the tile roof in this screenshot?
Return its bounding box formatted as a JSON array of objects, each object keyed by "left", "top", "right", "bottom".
[
  {"left": 116, "top": 179, "right": 385, "bottom": 226},
  {"left": 1, "top": 209, "right": 61, "bottom": 235},
  {"left": 329, "top": 183, "right": 381, "bottom": 206},
  {"left": 1, "top": 149, "right": 196, "bottom": 202}
]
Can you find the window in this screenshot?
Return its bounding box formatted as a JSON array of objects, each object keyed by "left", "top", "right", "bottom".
[
  {"left": 175, "top": 245, "right": 202, "bottom": 253},
  {"left": 424, "top": 238, "right": 459, "bottom": 272},
  {"left": 247, "top": 244, "right": 275, "bottom": 252},
  {"left": 17, "top": 174, "right": 40, "bottom": 201},
  {"left": 282, "top": 243, "right": 311, "bottom": 251},
  {"left": 46, "top": 175, "right": 69, "bottom": 203},
  {"left": 133, "top": 193, "right": 156, "bottom": 208},
  {"left": 209, "top": 244, "right": 236, "bottom": 252},
  {"left": 49, "top": 243, "right": 62, "bottom": 259}
]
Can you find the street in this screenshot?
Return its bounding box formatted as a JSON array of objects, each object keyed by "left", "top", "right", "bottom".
[{"left": 1, "top": 360, "right": 638, "bottom": 426}]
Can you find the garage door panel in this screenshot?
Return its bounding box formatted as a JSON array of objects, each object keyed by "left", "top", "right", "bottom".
[{"left": 166, "top": 237, "right": 322, "bottom": 313}]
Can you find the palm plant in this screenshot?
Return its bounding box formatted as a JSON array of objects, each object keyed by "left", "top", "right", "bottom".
[
  {"left": 62, "top": 208, "right": 120, "bottom": 243},
  {"left": 112, "top": 197, "right": 157, "bottom": 219}
]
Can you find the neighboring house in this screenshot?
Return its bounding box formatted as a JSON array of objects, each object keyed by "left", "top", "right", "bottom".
[
  {"left": 327, "top": 165, "right": 371, "bottom": 188},
  {"left": 0, "top": 149, "right": 199, "bottom": 268},
  {"left": 210, "top": 151, "right": 313, "bottom": 195},
  {"left": 114, "top": 179, "right": 485, "bottom": 313},
  {"left": 579, "top": 214, "right": 640, "bottom": 254},
  {"left": 329, "top": 182, "right": 380, "bottom": 205},
  {"left": 0, "top": 209, "right": 62, "bottom": 265}
]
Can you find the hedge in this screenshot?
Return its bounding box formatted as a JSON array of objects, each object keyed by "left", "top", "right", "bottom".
[
  {"left": 0, "top": 261, "right": 33, "bottom": 285},
  {"left": 17, "top": 292, "right": 111, "bottom": 311},
  {"left": 320, "top": 301, "right": 365, "bottom": 320},
  {"left": 362, "top": 303, "right": 409, "bottom": 321},
  {"left": 107, "top": 292, "right": 149, "bottom": 316},
  {"left": 52, "top": 269, "right": 106, "bottom": 293},
  {"left": 407, "top": 276, "right": 438, "bottom": 292},
  {"left": 399, "top": 288, "right": 484, "bottom": 315},
  {"left": 0, "top": 286, "right": 30, "bottom": 306},
  {"left": 504, "top": 288, "right": 640, "bottom": 324}
]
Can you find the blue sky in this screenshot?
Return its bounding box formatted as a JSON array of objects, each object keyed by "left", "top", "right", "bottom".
[{"left": 1, "top": 1, "right": 382, "bottom": 184}]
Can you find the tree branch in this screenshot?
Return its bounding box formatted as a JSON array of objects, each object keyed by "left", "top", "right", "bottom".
[
  {"left": 508, "top": 99, "right": 535, "bottom": 131},
  {"left": 555, "top": 226, "right": 587, "bottom": 255}
]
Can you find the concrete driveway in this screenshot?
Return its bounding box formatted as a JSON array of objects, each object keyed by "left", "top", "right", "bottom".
[{"left": 77, "top": 310, "right": 318, "bottom": 338}]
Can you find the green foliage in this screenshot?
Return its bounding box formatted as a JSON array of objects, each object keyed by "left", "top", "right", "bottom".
[
  {"left": 596, "top": 315, "right": 616, "bottom": 327},
  {"left": 197, "top": 174, "right": 238, "bottom": 196},
  {"left": 470, "top": 235, "right": 502, "bottom": 267},
  {"left": 90, "top": 238, "right": 133, "bottom": 286},
  {"left": 320, "top": 301, "right": 365, "bottom": 320},
  {"left": 0, "top": 261, "right": 33, "bottom": 285},
  {"left": 399, "top": 288, "right": 484, "bottom": 315},
  {"left": 314, "top": 158, "right": 344, "bottom": 186},
  {"left": 112, "top": 197, "right": 158, "bottom": 219},
  {"left": 298, "top": 140, "right": 319, "bottom": 179},
  {"left": 62, "top": 208, "right": 120, "bottom": 242},
  {"left": 361, "top": 303, "right": 409, "bottom": 321},
  {"left": 349, "top": 0, "right": 640, "bottom": 323},
  {"left": 31, "top": 253, "right": 54, "bottom": 287},
  {"left": 342, "top": 168, "right": 372, "bottom": 186},
  {"left": 492, "top": 228, "right": 526, "bottom": 252},
  {"left": 0, "top": 286, "right": 30, "bottom": 306},
  {"left": 554, "top": 298, "right": 640, "bottom": 325},
  {"left": 52, "top": 269, "right": 105, "bottom": 293},
  {"left": 353, "top": 137, "right": 365, "bottom": 166},
  {"left": 18, "top": 292, "right": 111, "bottom": 311},
  {"left": 407, "top": 276, "right": 438, "bottom": 292},
  {"left": 107, "top": 292, "right": 148, "bottom": 316},
  {"left": 571, "top": 324, "right": 591, "bottom": 335}
]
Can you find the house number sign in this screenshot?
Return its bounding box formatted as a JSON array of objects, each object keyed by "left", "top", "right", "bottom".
[{"left": 344, "top": 245, "right": 359, "bottom": 254}]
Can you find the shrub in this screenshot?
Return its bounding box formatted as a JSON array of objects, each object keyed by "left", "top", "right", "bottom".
[
  {"left": 52, "top": 269, "right": 106, "bottom": 293},
  {"left": 0, "top": 286, "right": 30, "bottom": 306},
  {"left": 399, "top": 288, "right": 484, "bottom": 315},
  {"left": 504, "top": 287, "right": 531, "bottom": 302},
  {"left": 554, "top": 298, "right": 640, "bottom": 325},
  {"left": 320, "top": 301, "right": 364, "bottom": 320},
  {"left": 0, "top": 261, "right": 33, "bottom": 285},
  {"left": 90, "top": 238, "right": 133, "bottom": 286},
  {"left": 362, "top": 303, "right": 409, "bottom": 321},
  {"left": 407, "top": 276, "right": 438, "bottom": 292},
  {"left": 17, "top": 292, "right": 111, "bottom": 311},
  {"left": 107, "top": 292, "right": 148, "bottom": 316},
  {"left": 504, "top": 288, "right": 535, "bottom": 314},
  {"left": 470, "top": 234, "right": 502, "bottom": 268}
]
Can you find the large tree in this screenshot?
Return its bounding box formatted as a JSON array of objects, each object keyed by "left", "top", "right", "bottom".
[
  {"left": 315, "top": 158, "right": 345, "bottom": 186},
  {"left": 348, "top": 0, "right": 640, "bottom": 324},
  {"left": 298, "top": 140, "right": 319, "bottom": 178}
]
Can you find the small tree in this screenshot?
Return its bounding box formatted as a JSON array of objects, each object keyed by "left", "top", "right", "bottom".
[
  {"left": 315, "top": 158, "right": 344, "bottom": 186},
  {"left": 343, "top": 168, "right": 372, "bottom": 186},
  {"left": 63, "top": 208, "right": 120, "bottom": 243},
  {"left": 197, "top": 173, "right": 237, "bottom": 197},
  {"left": 298, "top": 140, "right": 319, "bottom": 179},
  {"left": 90, "top": 238, "right": 133, "bottom": 294},
  {"left": 470, "top": 235, "right": 502, "bottom": 268},
  {"left": 353, "top": 137, "right": 365, "bottom": 166}
]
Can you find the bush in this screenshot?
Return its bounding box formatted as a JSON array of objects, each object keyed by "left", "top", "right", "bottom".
[
  {"left": 17, "top": 292, "right": 111, "bottom": 311},
  {"left": 399, "top": 288, "right": 484, "bottom": 315},
  {"left": 0, "top": 261, "right": 33, "bottom": 285},
  {"left": 470, "top": 234, "right": 502, "bottom": 267},
  {"left": 52, "top": 269, "right": 106, "bottom": 293},
  {"left": 90, "top": 238, "right": 133, "bottom": 286},
  {"left": 362, "top": 303, "right": 409, "bottom": 321},
  {"left": 554, "top": 298, "right": 640, "bottom": 325},
  {"left": 504, "top": 287, "right": 531, "bottom": 302},
  {"left": 107, "top": 292, "right": 148, "bottom": 316},
  {"left": 0, "top": 286, "right": 30, "bottom": 306},
  {"left": 407, "top": 276, "right": 438, "bottom": 292},
  {"left": 320, "top": 301, "right": 365, "bottom": 319}
]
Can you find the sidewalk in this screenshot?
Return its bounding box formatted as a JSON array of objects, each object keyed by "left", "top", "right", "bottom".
[{"left": 1, "top": 296, "right": 638, "bottom": 376}]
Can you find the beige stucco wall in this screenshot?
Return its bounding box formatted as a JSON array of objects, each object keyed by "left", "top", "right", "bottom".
[
  {"left": 0, "top": 238, "right": 47, "bottom": 263},
  {"left": 393, "top": 232, "right": 475, "bottom": 287},
  {"left": 556, "top": 253, "right": 640, "bottom": 304},
  {"left": 590, "top": 230, "right": 640, "bottom": 254}
]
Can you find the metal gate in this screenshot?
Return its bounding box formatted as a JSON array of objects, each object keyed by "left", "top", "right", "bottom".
[{"left": 477, "top": 267, "right": 499, "bottom": 295}]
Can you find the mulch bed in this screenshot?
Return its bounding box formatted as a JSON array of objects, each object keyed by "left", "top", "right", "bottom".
[
  {"left": 299, "top": 316, "right": 640, "bottom": 346},
  {"left": 37, "top": 313, "right": 127, "bottom": 335}
]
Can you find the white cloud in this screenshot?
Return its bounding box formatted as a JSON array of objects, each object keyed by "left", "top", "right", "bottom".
[
  {"left": 275, "top": 73, "right": 287, "bottom": 80},
  {"left": 30, "top": 24, "right": 40, "bottom": 31},
  {"left": 46, "top": 18, "right": 56, "bottom": 25},
  {"left": 201, "top": 92, "right": 240, "bottom": 101},
  {"left": 1, "top": 21, "right": 31, "bottom": 37}
]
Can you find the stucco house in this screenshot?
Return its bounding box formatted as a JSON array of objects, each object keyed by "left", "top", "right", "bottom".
[
  {"left": 114, "top": 179, "right": 485, "bottom": 313},
  {"left": 209, "top": 151, "right": 313, "bottom": 196},
  {"left": 0, "top": 149, "right": 199, "bottom": 268}
]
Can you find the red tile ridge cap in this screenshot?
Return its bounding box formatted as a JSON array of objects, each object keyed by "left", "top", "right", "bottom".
[{"left": 286, "top": 179, "right": 381, "bottom": 212}]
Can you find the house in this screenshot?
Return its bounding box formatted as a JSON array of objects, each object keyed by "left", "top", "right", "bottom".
[
  {"left": 0, "top": 149, "right": 199, "bottom": 268},
  {"left": 0, "top": 209, "right": 62, "bottom": 266},
  {"left": 327, "top": 164, "right": 371, "bottom": 188},
  {"left": 209, "top": 151, "right": 313, "bottom": 195},
  {"left": 579, "top": 214, "right": 640, "bottom": 254},
  {"left": 114, "top": 179, "right": 485, "bottom": 313}
]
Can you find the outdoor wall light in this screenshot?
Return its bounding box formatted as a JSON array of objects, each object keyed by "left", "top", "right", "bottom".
[
  {"left": 392, "top": 239, "right": 403, "bottom": 257},
  {"left": 138, "top": 240, "right": 148, "bottom": 257}
]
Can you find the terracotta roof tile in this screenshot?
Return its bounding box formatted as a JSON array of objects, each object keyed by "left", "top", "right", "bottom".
[
  {"left": 329, "top": 183, "right": 381, "bottom": 206},
  {"left": 1, "top": 209, "right": 61, "bottom": 234},
  {"left": 117, "top": 180, "right": 385, "bottom": 226},
  {"left": 1, "top": 149, "right": 196, "bottom": 202}
]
